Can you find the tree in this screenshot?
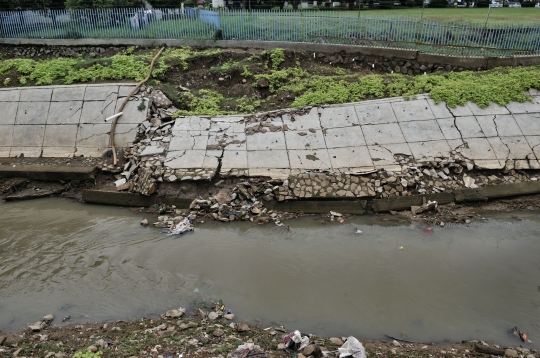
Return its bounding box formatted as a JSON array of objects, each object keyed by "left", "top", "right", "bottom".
[{"left": 64, "top": 0, "right": 142, "bottom": 8}]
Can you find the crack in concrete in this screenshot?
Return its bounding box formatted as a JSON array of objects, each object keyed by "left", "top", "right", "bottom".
[
  {"left": 453, "top": 116, "right": 465, "bottom": 142},
  {"left": 492, "top": 115, "right": 499, "bottom": 137},
  {"left": 164, "top": 150, "right": 186, "bottom": 163}
]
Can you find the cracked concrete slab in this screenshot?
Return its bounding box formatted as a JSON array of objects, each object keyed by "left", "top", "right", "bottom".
[
  {"left": 0, "top": 124, "right": 14, "bottom": 147},
  {"left": 84, "top": 85, "right": 119, "bottom": 101},
  {"left": 165, "top": 150, "right": 206, "bottom": 169},
  {"left": 76, "top": 123, "right": 110, "bottom": 148},
  {"left": 324, "top": 126, "right": 366, "bottom": 148},
  {"left": 12, "top": 125, "right": 45, "bottom": 147},
  {"left": 222, "top": 150, "right": 248, "bottom": 169},
  {"left": 173, "top": 116, "right": 211, "bottom": 131},
  {"left": 467, "top": 101, "right": 510, "bottom": 116},
  {"left": 477, "top": 114, "right": 523, "bottom": 138},
  {"left": 427, "top": 98, "right": 453, "bottom": 119},
  {"left": 355, "top": 102, "right": 397, "bottom": 125},
  {"left": 47, "top": 101, "right": 83, "bottom": 124},
  {"left": 447, "top": 103, "right": 474, "bottom": 117},
  {"left": 80, "top": 99, "right": 117, "bottom": 124},
  {"left": 454, "top": 116, "right": 484, "bottom": 138},
  {"left": 282, "top": 108, "right": 321, "bottom": 131},
  {"left": 114, "top": 98, "right": 149, "bottom": 124},
  {"left": 368, "top": 143, "right": 411, "bottom": 169},
  {"left": 210, "top": 117, "right": 245, "bottom": 132},
  {"left": 43, "top": 125, "right": 78, "bottom": 147},
  {"left": 458, "top": 138, "right": 497, "bottom": 160},
  {"left": 9, "top": 146, "right": 42, "bottom": 158},
  {"left": 437, "top": 118, "right": 462, "bottom": 140},
  {"left": 488, "top": 136, "right": 533, "bottom": 160},
  {"left": 408, "top": 140, "right": 451, "bottom": 160},
  {"left": 285, "top": 129, "right": 327, "bottom": 150},
  {"left": 319, "top": 106, "right": 359, "bottom": 128},
  {"left": 514, "top": 113, "right": 540, "bottom": 136},
  {"left": 169, "top": 131, "right": 209, "bottom": 151}
]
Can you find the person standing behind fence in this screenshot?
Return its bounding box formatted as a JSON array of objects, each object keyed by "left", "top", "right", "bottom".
[{"left": 145, "top": 8, "right": 153, "bottom": 23}]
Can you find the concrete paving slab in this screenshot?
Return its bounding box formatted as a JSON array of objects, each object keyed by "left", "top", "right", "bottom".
[
  {"left": 173, "top": 116, "right": 211, "bottom": 131},
  {"left": 459, "top": 138, "right": 497, "bottom": 160},
  {"left": 80, "top": 99, "right": 117, "bottom": 124},
  {"left": 427, "top": 98, "right": 453, "bottom": 119},
  {"left": 216, "top": 132, "right": 246, "bottom": 150},
  {"left": 15, "top": 102, "right": 50, "bottom": 125},
  {"left": 0, "top": 89, "right": 20, "bottom": 102},
  {"left": 488, "top": 136, "right": 533, "bottom": 160},
  {"left": 400, "top": 120, "right": 445, "bottom": 142},
  {"left": 202, "top": 150, "right": 220, "bottom": 169},
  {"left": 140, "top": 145, "right": 166, "bottom": 156},
  {"left": 437, "top": 118, "right": 461, "bottom": 140},
  {"left": 477, "top": 114, "right": 523, "bottom": 138},
  {"left": 248, "top": 168, "right": 290, "bottom": 179},
  {"left": 447, "top": 103, "right": 474, "bottom": 117},
  {"left": 282, "top": 108, "right": 320, "bottom": 130},
  {"left": 328, "top": 146, "right": 372, "bottom": 168},
  {"left": 288, "top": 149, "right": 332, "bottom": 170},
  {"left": 529, "top": 88, "right": 540, "bottom": 96},
  {"left": 505, "top": 100, "right": 540, "bottom": 114},
  {"left": 467, "top": 101, "right": 510, "bottom": 116},
  {"left": 0, "top": 102, "right": 18, "bottom": 125},
  {"left": 165, "top": 150, "right": 205, "bottom": 169},
  {"left": 392, "top": 99, "right": 435, "bottom": 122},
  {"left": 47, "top": 101, "right": 83, "bottom": 124},
  {"left": 42, "top": 147, "right": 76, "bottom": 157},
  {"left": 0, "top": 124, "right": 14, "bottom": 147},
  {"left": 114, "top": 124, "right": 139, "bottom": 147},
  {"left": 209, "top": 117, "right": 245, "bottom": 132},
  {"left": 408, "top": 140, "right": 451, "bottom": 160},
  {"left": 9, "top": 147, "right": 42, "bottom": 158},
  {"left": 12, "top": 125, "right": 45, "bottom": 147},
  {"left": 368, "top": 143, "right": 411, "bottom": 168},
  {"left": 169, "top": 131, "right": 209, "bottom": 151},
  {"left": 76, "top": 123, "right": 110, "bottom": 148},
  {"left": 118, "top": 85, "right": 137, "bottom": 97},
  {"left": 324, "top": 126, "right": 365, "bottom": 148},
  {"left": 514, "top": 113, "right": 540, "bottom": 136},
  {"left": 362, "top": 123, "right": 406, "bottom": 145},
  {"left": 284, "top": 129, "right": 326, "bottom": 150},
  {"left": 474, "top": 160, "right": 504, "bottom": 169},
  {"left": 84, "top": 85, "right": 119, "bottom": 101},
  {"left": 52, "top": 86, "right": 86, "bottom": 102},
  {"left": 455, "top": 116, "right": 484, "bottom": 138},
  {"left": 222, "top": 150, "right": 248, "bottom": 169},
  {"left": 115, "top": 98, "right": 148, "bottom": 124},
  {"left": 247, "top": 150, "right": 289, "bottom": 168},
  {"left": 355, "top": 102, "right": 397, "bottom": 125},
  {"left": 246, "top": 131, "right": 286, "bottom": 151},
  {"left": 526, "top": 136, "right": 540, "bottom": 159},
  {"left": 319, "top": 106, "right": 359, "bottom": 128},
  {"left": 43, "top": 125, "right": 78, "bottom": 147},
  {"left": 19, "top": 88, "right": 52, "bottom": 102}
]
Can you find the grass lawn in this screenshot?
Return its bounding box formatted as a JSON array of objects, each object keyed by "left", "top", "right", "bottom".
[{"left": 325, "top": 7, "right": 540, "bottom": 23}]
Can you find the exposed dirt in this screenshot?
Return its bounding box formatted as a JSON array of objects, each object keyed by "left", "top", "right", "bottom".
[{"left": 0, "top": 309, "right": 535, "bottom": 358}]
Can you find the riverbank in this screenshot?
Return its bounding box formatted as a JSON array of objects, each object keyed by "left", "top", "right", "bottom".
[{"left": 0, "top": 309, "right": 536, "bottom": 358}]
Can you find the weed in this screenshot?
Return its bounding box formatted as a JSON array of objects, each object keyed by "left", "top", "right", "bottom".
[
  {"left": 72, "top": 350, "right": 102, "bottom": 358},
  {"left": 265, "top": 48, "right": 285, "bottom": 70},
  {"left": 174, "top": 89, "right": 235, "bottom": 116},
  {"left": 137, "top": 99, "right": 147, "bottom": 111},
  {"left": 236, "top": 96, "right": 261, "bottom": 113}
]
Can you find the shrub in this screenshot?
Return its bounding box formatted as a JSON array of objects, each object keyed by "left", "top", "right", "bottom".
[
  {"left": 521, "top": 1, "right": 535, "bottom": 6},
  {"left": 428, "top": 0, "right": 448, "bottom": 7},
  {"left": 406, "top": 0, "right": 416, "bottom": 6},
  {"left": 378, "top": 0, "right": 395, "bottom": 8},
  {"left": 476, "top": 0, "right": 489, "bottom": 6}
]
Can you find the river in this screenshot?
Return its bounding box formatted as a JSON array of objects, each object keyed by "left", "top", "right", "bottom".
[{"left": 0, "top": 198, "right": 539, "bottom": 348}]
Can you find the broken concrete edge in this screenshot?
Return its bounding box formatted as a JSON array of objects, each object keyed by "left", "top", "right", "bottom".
[
  {"left": 0, "top": 165, "right": 97, "bottom": 181},
  {"left": 2, "top": 38, "right": 540, "bottom": 68},
  {"left": 83, "top": 180, "right": 540, "bottom": 214}
]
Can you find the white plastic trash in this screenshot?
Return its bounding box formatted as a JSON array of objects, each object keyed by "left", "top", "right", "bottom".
[{"left": 338, "top": 336, "right": 366, "bottom": 358}]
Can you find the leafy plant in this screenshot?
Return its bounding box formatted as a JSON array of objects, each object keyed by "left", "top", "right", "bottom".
[
  {"left": 236, "top": 96, "right": 261, "bottom": 113},
  {"left": 72, "top": 350, "right": 102, "bottom": 358}
]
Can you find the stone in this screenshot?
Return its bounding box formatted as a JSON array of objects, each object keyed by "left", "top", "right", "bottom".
[
  {"left": 392, "top": 340, "right": 401, "bottom": 347},
  {"left": 28, "top": 322, "right": 42, "bottom": 332},
  {"left": 277, "top": 343, "right": 286, "bottom": 350},
  {"left": 237, "top": 322, "right": 250, "bottom": 332},
  {"left": 43, "top": 314, "right": 54, "bottom": 323},
  {"left": 224, "top": 314, "right": 235, "bottom": 320},
  {"left": 329, "top": 337, "right": 343, "bottom": 345},
  {"left": 140, "top": 219, "right": 149, "bottom": 227},
  {"left": 13, "top": 348, "right": 22, "bottom": 357},
  {"left": 208, "top": 311, "right": 219, "bottom": 320},
  {"left": 149, "top": 90, "right": 172, "bottom": 109},
  {"left": 165, "top": 309, "right": 185, "bottom": 318},
  {"left": 504, "top": 349, "right": 518, "bottom": 357},
  {"left": 87, "top": 345, "right": 98, "bottom": 353},
  {"left": 213, "top": 328, "right": 225, "bottom": 337}
]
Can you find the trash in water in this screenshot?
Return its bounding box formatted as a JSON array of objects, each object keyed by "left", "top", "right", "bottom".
[
  {"left": 62, "top": 316, "right": 70, "bottom": 322},
  {"left": 513, "top": 326, "right": 528, "bottom": 342},
  {"left": 338, "top": 336, "right": 366, "bottom": 358},
  {"left": 330, "top": 211, "right": 342, "bottom": 217},
  {"left": 338, "top": 218, "right": 345, "bottom": 224},
  {"left": 162, "top": 217, "right": 194, "bottom": 235},
  {"left": 226, "top": 309, "right": 232, "bottom": 314},
  {"left": 194, "top": 288, "right": 199, "bottom": 293},
  {"left": 422, "top": 227, "right": 433, "bottom": 234},
  {"left": 399, "top": 246, "right": 404, "bottom": 250},
  {"left": 354, "top": 228, "right": 362, "bottom": 234}
]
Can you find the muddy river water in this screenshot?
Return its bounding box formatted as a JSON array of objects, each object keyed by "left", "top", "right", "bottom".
[{"left": 1, "top": 198, "right": 539, "bottom": 348}]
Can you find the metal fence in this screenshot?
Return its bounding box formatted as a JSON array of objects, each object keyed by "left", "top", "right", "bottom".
[{"left": 1, "top": 7, "right": 539, "bottom": 56}]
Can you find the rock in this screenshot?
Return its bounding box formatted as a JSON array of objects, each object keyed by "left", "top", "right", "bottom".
[
  {"left": 391, "top": 348, "right": 397, "bottom": 354},
  {"left": 13, "top": 348, "right": 22, "bottom": 357},
  {"left": 149, "top": 90, "right": 172, "bottom": 108},
  {"left": 303, "top": 344, "right": 322, "bottom": 356},
  {"left": 213, "top": 328, "right": 225, "bottom": 337},
  {"left": 43, "top": 314, "right": 54, "bottom": 323},
  {"left": 223, "top": 313, "right": 235, "bottom": 320},
  {"left": 329, "top": 337, "right": 343, "bottom": 345},
  {"left": 28, "top": 322, "right": 42, "bottom": 332},
  {"left": 165, "top": 309, "right": 185, "bottom": 318},
  {"left": 96, "top": 339, "right": 108, "bottom": 349},
  {"left": 392, "top": 340, "right": 401, "bottom": 347},
  {"left": 208, "top": 312, "right": 219, "bottom": 320},
  {"left": 237, "top": 322, "right": 250, "bottom": 332},
  {"left": 111, "top": 326, "right": 121, "bottom": 331},
  {"left": 256, "top": 78, "right": 269, "bottom": 88},
  {"left": 87, "top": 345, "right": 98, "bottom": 353},
  {"left": 277, "top": 343, "right": 286, "bottom": 350},
  {"left": 140, "top": 219, "right": 149, "bottom": 227},
  {"left": 504, "top": 349, "right": 518, "bottom": 357},
  {"left": 168, "top": 175, "right": 177, "bottom": 182}
]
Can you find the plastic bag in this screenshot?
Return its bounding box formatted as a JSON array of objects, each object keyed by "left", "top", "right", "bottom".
[{"left": 338, "top": 336, "right": 366, "bottom": 358}]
